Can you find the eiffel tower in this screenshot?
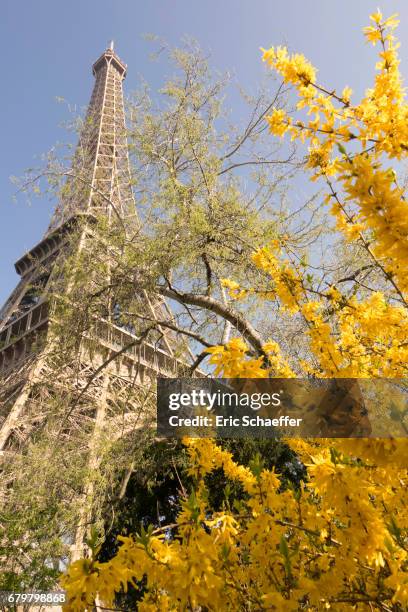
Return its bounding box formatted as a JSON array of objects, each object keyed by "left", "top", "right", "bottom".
[{"left": 0, "top": 44, "right": 188, "bottom": 562}]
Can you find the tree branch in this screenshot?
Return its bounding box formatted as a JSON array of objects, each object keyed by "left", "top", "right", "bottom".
[{"left": 157, "top": 285, "right": 265, "bottom": 356}]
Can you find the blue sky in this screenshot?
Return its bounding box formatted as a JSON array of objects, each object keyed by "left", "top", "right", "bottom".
[{"left": 1, "top": 0, "right": 408, "bottom": 304}]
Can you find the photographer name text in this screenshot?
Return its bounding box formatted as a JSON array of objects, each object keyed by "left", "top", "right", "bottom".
[{"left": 168, "top": 414, "right": 302, "bottom": 428}]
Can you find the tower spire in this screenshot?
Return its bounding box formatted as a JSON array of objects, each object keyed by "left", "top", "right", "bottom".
[{"left": 47, "top": 43, "right": 135, "bottom": 233}]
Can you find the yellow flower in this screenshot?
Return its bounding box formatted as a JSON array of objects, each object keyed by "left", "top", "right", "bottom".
[
  {"left": 266, "top": 108, "right": 292, "bottom": 137},
  {"left": 341, "top": 86, "right": 353, "bottom": 103},
  {"left": 370, "top": 10, "right": 383, "bottom": 24},
  {"left": 363, "top": 25, "right": 382, "bottom": 45}
]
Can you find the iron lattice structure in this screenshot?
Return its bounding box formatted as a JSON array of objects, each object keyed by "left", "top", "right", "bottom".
[
  {"left": 0, "top": 45, "right": 188, "bottom": 561},
  {"left": 48, "top": 43, "right": 137, "bottom": 230}
]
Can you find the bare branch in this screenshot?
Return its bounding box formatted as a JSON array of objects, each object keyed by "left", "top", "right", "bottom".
[{"left": 158, "top": 285, "right": 266, "bottom": 356}]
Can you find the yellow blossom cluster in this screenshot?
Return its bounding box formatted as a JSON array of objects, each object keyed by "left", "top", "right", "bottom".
[
  {"left": 211, "top": 250, "right": 408, "bottom": 379},
  {"left": 252, "top": 244, "right": 303, "bottom": 312},
  {"left": 220, "top": 278, "right": 249, "bottom": 301},
  {"left": 61, "top": 435, "right": 408, "bottom": 610},
  {"left": 263, "top": 11, "right": 408, "bottom": 292},
  {"left": 337, "top": 156, "right": 408, "bottom": 292},
  {"left": 302, "top": 290, "right": 408, "bottom": 377},
  {"left": 207, "top": 337, "right": 295, "bottom": 378},
  {"left": 261, "top": 46, "right": 317, "bottom": 88},
  {"left": 206, "top": 337, "right": 266, "bottom": 377}
]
